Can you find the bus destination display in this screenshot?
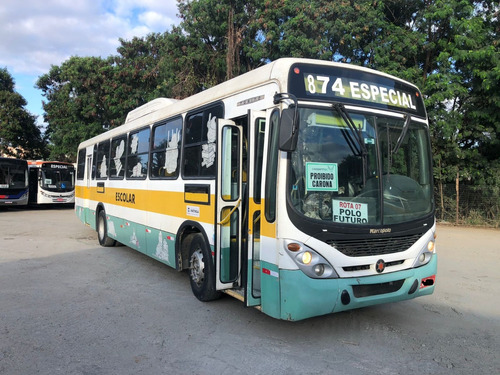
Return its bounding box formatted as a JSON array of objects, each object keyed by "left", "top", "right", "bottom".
[{"left": 289, "top": 63, "right": 426, "bottom": 117}]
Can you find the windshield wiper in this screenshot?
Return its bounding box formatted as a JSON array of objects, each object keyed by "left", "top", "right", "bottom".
[
  {"left": 333, "top": 103, "right": 367, "bottom": 155},
  {"left": 333, "top": 103, "right": 369, "bottom": 186},
  {"left": 392, "top": 114, "right": 411, "bottom": 154}
]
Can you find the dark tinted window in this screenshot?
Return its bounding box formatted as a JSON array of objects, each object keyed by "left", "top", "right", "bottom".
[
  {"left": 265, "top": 110, "right": 280, "bottom": 222},
  {"left": 151, "top": 118, "right": 182, "bottom": 178},
  {"left": 77, "top": 149, "right": 86, "bottom": 180},
  {"left": 127, "top": 127, "right": 150, "bottom": 179},
  {"left": 110, "top": 135, "right": 127, "bottom": 179},
  {"left": 96, "top": 140, "right": 110, "bottom": 180},
  {"left": 183, "top": 104, "right": 223, "bottom": 178}
]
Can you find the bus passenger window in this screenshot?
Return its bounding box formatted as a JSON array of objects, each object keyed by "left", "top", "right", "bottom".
[
  {"left": 127, "top": 127, "right": 150, "bottom": 179},
  {"left": 76, "top": 149, "right": 86, "bottom": 180},
  {"left": 151, "top": 118, "right": 182, "bottom": 178},
  {"left": 183, "top": 104, "right": 223, "bottom": 178},
  {"left": 96, "top": 140, "right": 110, "bottom": 179},
  {"left": 110, "top": 135, "right": 126, "bottom": 179}
]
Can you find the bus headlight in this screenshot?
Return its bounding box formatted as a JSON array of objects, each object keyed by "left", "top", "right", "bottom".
[
  {"left": 412, "top": 235, "right": 436, "bottom": 268},
  {"left": 301, "top": 251, "right": 313, "bottom": 265},
  {"left": 313, "top": 264, "right": 325, "bottom": 276},
  {"left": 284, "top": 240, "right": 338, "bottom": 279}
]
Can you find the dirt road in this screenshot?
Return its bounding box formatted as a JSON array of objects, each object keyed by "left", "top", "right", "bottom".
[{"left": 0, "top": 207, "right": 499, "bottom": 375}]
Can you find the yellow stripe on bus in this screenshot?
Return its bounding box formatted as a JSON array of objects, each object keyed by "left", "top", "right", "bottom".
[
  {"left": 184, "top": 191, "right": 210, "bottom": 204},
  {"left": 76, "top": 186, "right": 215, "bottom": 223},
  {"left": 76, "top": 185, "right": 277, "bottom": 235}
]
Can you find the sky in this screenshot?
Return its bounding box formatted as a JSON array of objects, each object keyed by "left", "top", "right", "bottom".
[{"left": 0, "top": 0, "right": 182, "bottom": 126}]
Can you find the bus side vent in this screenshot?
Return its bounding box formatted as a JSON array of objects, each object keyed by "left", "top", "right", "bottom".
[
  {"left": 328, "top": 234, "right": 422, "bottom": 257},
  {"left": 352, "top": 280, "right": 405, "bottom": 298}
]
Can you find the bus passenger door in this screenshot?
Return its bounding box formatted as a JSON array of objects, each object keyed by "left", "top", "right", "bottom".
[
  {"left": 216, "top": 120, "right": 243, "bottom": 290},
  {"left": 84, "top": 153, "right": 93, "bottom": 225},
  {"left": 245, "top": 110, "right": 266, "bottom": 307}
]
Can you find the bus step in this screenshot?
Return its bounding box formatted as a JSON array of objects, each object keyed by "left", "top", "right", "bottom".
[{"left": 223, "top": 288, "right": 245, "bottom": 302}]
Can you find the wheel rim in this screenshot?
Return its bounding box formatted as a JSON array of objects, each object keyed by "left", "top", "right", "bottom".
[
  {"left": 98, "top": 216, "right": 105, "bottom": 241},
  {"left": 189, "top": 247, "right": 205, "bottom": 287}
]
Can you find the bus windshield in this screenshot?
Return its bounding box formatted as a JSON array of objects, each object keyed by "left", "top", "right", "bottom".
[
  {"left": 0, "top": 162, "right": 28, "bottom": 189},
  {"left": 40, "top": 167, "right": 75, "bottom": 192},
  {"left": 289, "top": 106, "right": 433, "bottom": 226}
]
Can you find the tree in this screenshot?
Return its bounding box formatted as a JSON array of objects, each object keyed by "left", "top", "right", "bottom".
[
  {"left": 37, "top": 56, "right": 119, "bottom": 161},
  {"left": 37, "top": 0, "right": 500, "bottom": 190},
  {"left": 177, "top": 0, "right": 265, "bottom": 83},
  {"left": 0, "top": 67, "right": 47, "bottom": 159}
]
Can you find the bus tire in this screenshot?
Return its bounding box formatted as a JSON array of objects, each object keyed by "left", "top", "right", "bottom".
[
  {"left": 97, "top": 210, "right": 116, "bottom": 247},
  {"left": 187, "top": 233, "right": 221, "bottom": 302}
]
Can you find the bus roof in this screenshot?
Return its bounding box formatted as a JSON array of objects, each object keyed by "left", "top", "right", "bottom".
[
  {"left": 77, "top": 58, "right": 419, "bottom": 149},
  {"left": 0, "top": 157, "right": 27, "bottom": 165},
  {"left": 27, "top": 160, "right": 74, "bottom": 167}
]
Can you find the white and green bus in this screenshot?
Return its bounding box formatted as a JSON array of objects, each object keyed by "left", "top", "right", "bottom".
[{"left": 75, "top": 58, "right": 437, "bottom": 321}]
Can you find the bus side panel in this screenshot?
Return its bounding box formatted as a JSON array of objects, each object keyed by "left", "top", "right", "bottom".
[
  {"left": 259, "top": 229, "right": 281, "bottom": 319},
  {"left": 103, "top": 212, "right": 123, "bottom": 243},
  {"left": 145, "top": 226, "right": 176, "bottom": 268},
  {"left": 260, "top": 260, "right": 281, "bottom": 319},
  {"left": 75, "top": 204, "right": 86, "bottom": 225}
]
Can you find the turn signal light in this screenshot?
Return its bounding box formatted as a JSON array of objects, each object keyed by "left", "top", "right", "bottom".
[
  {"left": 427, "top": 241, "right": 435, "bottom": 252},
  {"left": 287, "top": 242, "right": 302, "bottom": 252}
]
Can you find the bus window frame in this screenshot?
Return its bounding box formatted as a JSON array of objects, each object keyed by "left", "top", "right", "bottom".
[
  {"left": 264, "top": 109, "right": 280, "bottom": 223},
  {"left": 182, "top": 102, "right": 224, "bottom": 180},
  {"left": 109, "top": 134, "right": 127, "bottom": 180},
  {"left": 77, "top": 149, "right": 86, "bottom": 180},
  {"left": 95, "top": 140, "right": 111, "bottom": 180},
  {"left": 126, "top": 126, "right": 150, "bottom": 180},
  {"left": 150, "top": 116, "right": 183, "bottom": 180}
]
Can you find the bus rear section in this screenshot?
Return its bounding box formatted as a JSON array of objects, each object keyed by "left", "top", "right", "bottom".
[
  {"left": 28, "top": 161, "right": 75, "bottom": 205},
  {"left": 0, "top": 158, "right": 29, "bottom": 206}
]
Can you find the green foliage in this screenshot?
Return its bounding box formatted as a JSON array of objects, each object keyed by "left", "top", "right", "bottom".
[
  {"left": 0, "top": 67, "right": 47, "bottom": 159},
  {"left": 35, "top": 0, "right": 500, "bottom": 197},
  {"left": 37, "top": 56, "right": 118, "bottom": 161}
]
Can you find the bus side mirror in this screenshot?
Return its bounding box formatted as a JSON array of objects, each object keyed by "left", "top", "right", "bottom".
[{"left": 279, "top": 108, "right": 298, "bottom": 152}]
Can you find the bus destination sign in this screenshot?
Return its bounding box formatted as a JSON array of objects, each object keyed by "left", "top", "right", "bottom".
[{"left": 288, "top": 63, "right": 426, "bottom": 117}]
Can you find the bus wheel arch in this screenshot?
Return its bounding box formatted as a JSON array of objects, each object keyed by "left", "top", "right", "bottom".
[
  {"left": 176, "top": 222, "right": 221, "bottom": 301},
  {"left": 185, "top": 232, "right": 221, "bottom": 301},
  {"left": 96, "top": 204, "right": 116, "bottom": 247},
  {"left": 176, "top": 221, "right": 207, "bottom": 271}
]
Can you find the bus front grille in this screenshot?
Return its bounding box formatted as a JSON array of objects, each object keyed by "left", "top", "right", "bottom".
[
  {"left": 327, "top": 234, "right": 422, "bottom": 257},
  {"left": 352, "top": 279, "right": 405, "bottom": 298}
]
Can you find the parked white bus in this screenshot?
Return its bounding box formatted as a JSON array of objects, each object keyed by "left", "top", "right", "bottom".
[
  {"left": 28, "top": 161, "right": 75, "bottom": 204},
  {"left": 75, "top": 58, "right": 437, "bottom": 320}
]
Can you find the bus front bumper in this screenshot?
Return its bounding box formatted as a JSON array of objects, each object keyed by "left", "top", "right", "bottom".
[{"left": 276, "top": 254, "right": 437, "bottom": 321}]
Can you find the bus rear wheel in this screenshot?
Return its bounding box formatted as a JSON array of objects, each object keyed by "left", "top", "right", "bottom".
[
  {"left": 187, "top": 233, "right": 220, "bottom": 302},
  {"left": 97, "top": 210, "right": 116, "bottom": 247}
]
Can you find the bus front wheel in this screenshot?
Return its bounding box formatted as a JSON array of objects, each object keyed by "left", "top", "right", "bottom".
[
  {"left": 97, "top": 210, "right": 116, "bottom": 247},
  {"left": 187, "top": 233, "right": 221, "bottom": 302}
]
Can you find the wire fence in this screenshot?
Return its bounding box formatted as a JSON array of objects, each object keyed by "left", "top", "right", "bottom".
[{"left": 435, "top": 183, "right": 500, "bottom": 227}]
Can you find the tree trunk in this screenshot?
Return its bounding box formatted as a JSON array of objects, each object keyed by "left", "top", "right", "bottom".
[
  {"left": 455, "top": 171, "right": 459, "bottom": 225},
  {"left": 226, "top": 7, "right": 235, "bottom": 80}
]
